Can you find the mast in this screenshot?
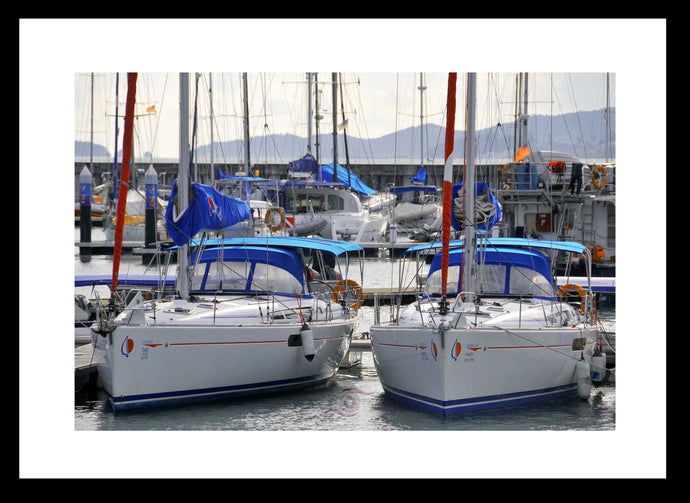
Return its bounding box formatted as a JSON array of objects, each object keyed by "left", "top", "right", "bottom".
[
  {"left": 178, "top": 72, "right": 190, "bottom": 300},
  {"left": 306, "top": 72, "right": 313, "bottom": 155},
  {"left": 210, "top": 72, "right": 214, "bottom": 185},
  {"left": 439, "top": 72, "right": 457, "bottom": 314},
  {"left": 111, "top": 72, "right": 138, "bottom": 293},
  {"left": 332, "top": 72, "right": 338, "bottom": 182},
  {"left": 418, "top": 72, "right": 426, "bottom": 168},
  {"left": 314, "top": 73, "right": 321, "bottom": 164},
  {"left": 242, "top": 72, "right": 251, "bottom": 173},
  {"left": 112, "top": 73, "right": 119, "bottom": 206},
  {"left": 462, "top": 72, "right": 477, "bottom": 297},
  {"left": 338, "top": 73, "right": 351, "bottom": 186},
  {"left": 90, "top": 72, "right": 94, "bottom": 172}
]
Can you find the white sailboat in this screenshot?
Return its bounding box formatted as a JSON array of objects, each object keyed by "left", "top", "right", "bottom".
[
  {"left": 369, "top": 73, "right": 602, "bottom": 416},
  {"left": 90, "top": 73, "right": 364, "bottom": 411}
]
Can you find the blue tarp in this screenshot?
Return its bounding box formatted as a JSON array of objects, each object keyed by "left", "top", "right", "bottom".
[
  {"left": 320, "top": 163, "right": 376, "bottom": 195},
  {"left": 410, "top": 165, "right": 426, "bottom": 184},
  {"left": 389, "top": 185, "right": 438, "bottom": 195},
  {"left": 214, "top": 166, "right": 265, "bottom": 182},
  {"left": 165, "top": 180, "right": 252, "bottom": 246},
  {"left": 284, "top": 154, "right": 376, "bottom": 195},
  {"left": 451, "top": 182, "right": 502, "bottom": 232},
  {"left": 287, "top": 153, "right": 320, "bottom": 174}
]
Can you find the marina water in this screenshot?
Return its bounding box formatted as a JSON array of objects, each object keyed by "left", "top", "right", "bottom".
[{"left": 74, "top": 230, "right": 615, "bottom": 432}]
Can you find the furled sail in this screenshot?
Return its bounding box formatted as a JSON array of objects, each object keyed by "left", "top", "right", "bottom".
[
  {"left": 165, "top": 180, "right": 252, "bottom": 246},
  {"left": 451, "top": 181, "right": 502, "bottom": 232}
]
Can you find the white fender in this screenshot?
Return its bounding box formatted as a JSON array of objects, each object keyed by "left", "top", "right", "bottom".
[
  {"left": 590, "top": 350, "right": 607, "bottom": 385},
  {"left": 301, "top": 323, "right": 315, "bottom": 362},
  {"left": 575, "top": 358, "right": 592, "bottom": 400}
]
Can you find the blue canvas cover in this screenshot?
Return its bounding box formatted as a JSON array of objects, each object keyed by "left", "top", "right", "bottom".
[
  {"left": 165, "top": 180, "right": 252, "bottom": 246},
  {"left": 451, "top": 181, "right": 502, "bottom": 231},
  {"left": 402, "top": 237, "right": 589, "bottom": 257},
  {"left": 410, "top": 165, "right": 427, "bottom": 184},
  {"left": 188, "top": 236, "right": 363, "bottom": 256},
  {"left": 320, "top": 163, "right": 376, "bottom": 195},
  {"left": 287, "top": 153, "right": 320, "bottom": 174}
]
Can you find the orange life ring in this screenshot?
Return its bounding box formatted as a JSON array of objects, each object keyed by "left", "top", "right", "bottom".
[
  {"left": 265, "top": 207, "right": 285, "bottom": 232},
  {"left": 558, "top": 283, "right": 586, "bottom": 313},
  {"left": 331, "top": 279, "right": 363, "bottom": 311},
  {"left": 591, "top": 165, "right": 607, "bottom": 188}
]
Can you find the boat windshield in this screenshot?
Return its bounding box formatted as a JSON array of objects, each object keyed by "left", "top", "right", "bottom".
[
  {"left": 189, "top": 245, "right": 305, "bottom": 295},
  {"left": 423, "top": 247, "right": 556, "bottom": 299},
  {"left": 425, "top": 264, "right": 554, "bottom": 298},
  {"left": 190, "top": 260, "right": 303, "bottom": 295}
]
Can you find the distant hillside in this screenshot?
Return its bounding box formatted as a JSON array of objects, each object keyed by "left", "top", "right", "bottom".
[{"left": 76, "top": 108, "right": 615, "bottom": 164}]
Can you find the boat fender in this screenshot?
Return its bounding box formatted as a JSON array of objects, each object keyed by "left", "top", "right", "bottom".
[
  {"left": 575, "top": 358, "right": 592, "bottom": 400},
  {"left": 590, "top": 349, "right": 607, "bottom": 385},
  {"left": 301, "top": 323, "right": 315, "bottom": 362}
]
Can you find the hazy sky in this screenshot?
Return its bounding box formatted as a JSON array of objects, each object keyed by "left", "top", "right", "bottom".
[{"left": 73, "top": 70, "right": 615, "bottom": 161}]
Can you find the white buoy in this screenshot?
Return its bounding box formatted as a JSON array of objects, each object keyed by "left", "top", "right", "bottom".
[
  {"left": 301, "top": 323, "right": 315, "bottom": 362},
  {"left": 590, "top": 350, "right": 607, "bottom": 385},
  {"left": 575, "top": 358, "right": 592, "bottom": 400}
]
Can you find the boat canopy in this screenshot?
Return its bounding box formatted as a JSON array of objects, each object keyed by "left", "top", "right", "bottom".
[
  {"left": 165, "top": 181, "right": 252, "bottom": 246},
  {"left": 389, "top": 185, "right": 438, "bottom": 195},
  {"left": 187, "top": 236, "right": 364, "bottom": 257},
  {"left": 402, "top": 237, "right": 589, "bottom": 257},
  {"left": 214, "top": 166, "right": 266, "bottom": 182},
  {"left": 189, "top": 245, "right": 305, "bottom": 294},
  {"left": 426, "top": 247, "right": 556, "bottom": 298}
]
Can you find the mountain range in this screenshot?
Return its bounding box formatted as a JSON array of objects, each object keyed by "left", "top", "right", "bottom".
[{"left": 76, "top": 108, "right": 615, "bottom": 164}]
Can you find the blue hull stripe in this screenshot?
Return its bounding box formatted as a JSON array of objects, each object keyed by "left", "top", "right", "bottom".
[
  {"left": 109, "top": 373, "right": 332, "bottom": 411},
  {"left": 382, "top": 383, "right": 578, "bottom": 416}
]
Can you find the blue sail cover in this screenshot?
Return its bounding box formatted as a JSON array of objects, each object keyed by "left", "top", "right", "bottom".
[
  {"left": 286, "top": 153, "right": 376, "bottom": 195},
  {"left": 320, "top": 163, "right": 376, "bottom": 195},
  {"left": 451, "top": 181, "right": 502, "bottom": 231},
  {"left": 287, "top": 153, "right": 320, "bottom": 174},
  {"left": 165, "top": 180, "right": 252, "bottom": 246},
  {"left": 410, "top": 165, "right": 427, "bottom": 184}
]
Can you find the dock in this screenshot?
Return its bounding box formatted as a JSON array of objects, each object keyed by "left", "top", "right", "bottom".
[{"left": 75, "top": 342, "right": 99, "bottom": 400}]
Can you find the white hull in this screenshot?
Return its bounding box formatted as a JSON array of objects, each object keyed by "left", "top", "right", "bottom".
[
  {"left": 92, "top": 310, "right": 356, "bottom": 411},
  {"left": 371, "top": 320, "right": 596, "bottom": 415}
]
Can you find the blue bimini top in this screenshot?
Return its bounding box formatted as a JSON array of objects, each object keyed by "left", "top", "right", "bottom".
[
  {"left": 189, "top": 245, "right": 306, "bottom": 294},
  {"left": 426, "top": 246, "right": 557, "bottom": 298}
]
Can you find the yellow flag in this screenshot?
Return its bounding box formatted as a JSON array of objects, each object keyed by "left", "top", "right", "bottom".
[{"left": 146, "top": 105, "right": 156, "bottom": 113}]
